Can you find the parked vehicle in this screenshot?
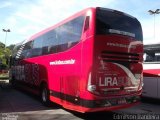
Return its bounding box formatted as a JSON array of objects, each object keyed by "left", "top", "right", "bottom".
[{"left": 10, "top": 7, "right": 143, "bottom": 113}]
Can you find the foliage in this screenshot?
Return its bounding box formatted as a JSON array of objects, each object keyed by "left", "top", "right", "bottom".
[
  {"left": 0, "top": 42, "right": 15, "bottom": 69},
  {"left": 0, "top": 72, "right": 9, "bottom": 79},
  {"left": 7, "top": 44, "right": 15, "bottom": 51}
]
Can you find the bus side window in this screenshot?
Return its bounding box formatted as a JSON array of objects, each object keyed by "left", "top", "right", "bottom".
[
  {"left": 57, "top": 16, "right": 85, "bottom": 52},
  {"left": 32, "top": 37, "right": 43, "bottom": 57},
  {"left": 42, "top": 30, "right": 58, "bottom": 55},
  {"left": 84, "top": 16, "right": 90, "bottom": 31},
  {"left": 22, "top": 41, "right": 33, "bottom": 58}
]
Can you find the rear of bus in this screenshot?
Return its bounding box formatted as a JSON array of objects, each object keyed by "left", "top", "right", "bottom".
[{"left": 81, "top": 7, "right": 143, "bottom": 112}]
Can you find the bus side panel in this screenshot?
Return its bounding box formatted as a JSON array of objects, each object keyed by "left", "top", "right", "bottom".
[
  {"left": 49, "top": 43, "right": 83, "bottom": 106},
  {"left": 11, "top": 58, "right": 47, "bottom": 95},
  {"left": 59, "top": 47, "right": 82, "bottom": 106},
  {"left": 79, "top": 8, "right": 96, "bottom": 101},
  {"left": 49, "top": 31, "right": 95, "bottom": 111},
  {"left": 80, "top": 37, "right": 94, "bottom": 100},
  {"left": 50, "top": 8, "right": 96, "bottom": 109}
]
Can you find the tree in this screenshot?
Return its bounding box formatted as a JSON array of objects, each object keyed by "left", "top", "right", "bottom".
[
  {"left": 0, "top": 42, "right": 15, "bottom": 69},
  {"left": 7, "top": 44, "right": 15, "bottom": 51}
]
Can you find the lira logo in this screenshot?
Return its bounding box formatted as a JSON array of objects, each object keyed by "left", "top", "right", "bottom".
[{"left": 99, "top": 77, "right": 118, "bottom": 86}]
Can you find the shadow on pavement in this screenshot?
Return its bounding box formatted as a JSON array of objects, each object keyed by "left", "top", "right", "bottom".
[
  {"left": 0, "top": 81, "right": 117, "bottom": 120},
  {"left": 0, "top": 82, "right": 60, "bottom": 113},
  {"left": 141, "top": 96, "right": 160, "bottom": 105},
  {"left": 70, "top": 111, "right": 115, "bottom": 120}
]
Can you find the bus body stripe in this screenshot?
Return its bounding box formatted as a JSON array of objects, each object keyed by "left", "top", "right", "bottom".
[{"left": 50, "top": 90, "right": 139, "bottom": 108}]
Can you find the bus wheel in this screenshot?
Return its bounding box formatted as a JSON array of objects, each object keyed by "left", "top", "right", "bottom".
[{"left": 41, "top": 84, "right": 50, "bottom": 106}]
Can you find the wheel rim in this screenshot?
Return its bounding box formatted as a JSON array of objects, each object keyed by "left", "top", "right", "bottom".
[{"left": 42, "top": 88, "right": 47, "bottom": 102}]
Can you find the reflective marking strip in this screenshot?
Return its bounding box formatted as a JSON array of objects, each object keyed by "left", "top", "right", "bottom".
[{"left": 113, "top": 63, "right": 137, "bottom": 85}]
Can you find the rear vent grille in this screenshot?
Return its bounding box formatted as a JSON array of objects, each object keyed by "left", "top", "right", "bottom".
[{"left": 101, "top": 51, "right": 139, "bottom": 63}]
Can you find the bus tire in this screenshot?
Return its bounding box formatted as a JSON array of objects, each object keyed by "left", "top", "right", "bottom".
[{"left": 41, "top": 84, "right": 50, "bottom": 106}]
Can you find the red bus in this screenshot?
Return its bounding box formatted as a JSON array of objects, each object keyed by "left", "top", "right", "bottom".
[
  {"left": 143, "top": 43, "right": 160, "bottom": 99},
  {"left": 10, "top": 7, "right": 143, "bottom": 113}
]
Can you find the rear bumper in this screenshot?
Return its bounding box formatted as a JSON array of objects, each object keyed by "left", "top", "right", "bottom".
[
  {"left": 80, "top": 101, "right": 140, "bottom": 113},
  {"left": 81, "top": 95, "right": 140, "bottom": 109},
  {"left": 50, "top": 90, "right": 141, "bottom": 113}
]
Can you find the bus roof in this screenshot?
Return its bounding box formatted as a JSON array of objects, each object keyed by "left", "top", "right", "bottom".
[
  {"left": 26, "top": 7, "right": 137, "bottom": 42},
  {"left": 28, "top": 7, "right": 95, "bottom": 41}
]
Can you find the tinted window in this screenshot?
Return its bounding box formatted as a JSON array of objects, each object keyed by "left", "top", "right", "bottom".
[
  {"left": 23, "top": 41, "right": 33, "bottom": 50},
  {"left": 33, "top": 37, "right": 43, "bottom": 48},
  {"left": 13, "top": 44, "right": 21, "bottom": 59},
  {"left": 42, "top": 30, "right": 58, "bottom": 55},
  {"left": 57, "top": 16, "right": 85, "bottom": 52},
  {"left": 22, "top": 41, "right": 33, "bottom": 58},
  {"left": 84, "top": 16, "right": 90, "bottom": 31},
  {"left": 16, "top": 16, "right": 85, "bottom": 58},
  {"left": 32, "top": 37, "right": 43, "bottom": 57},
  {"left": 12, "top": 42, "right": 24, "bottom": 64},
  {"left": 96, "top": 8, "right": 143, "bottom": 41}
]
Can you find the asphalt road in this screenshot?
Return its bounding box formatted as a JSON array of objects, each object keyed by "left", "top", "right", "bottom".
[{"left": 0, "top": 81, "right": 160, "bottom": 120}]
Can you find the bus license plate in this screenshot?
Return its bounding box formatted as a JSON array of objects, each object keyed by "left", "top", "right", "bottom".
[{"left": 118, "top": 98, "right": 126, "bottom": 104}]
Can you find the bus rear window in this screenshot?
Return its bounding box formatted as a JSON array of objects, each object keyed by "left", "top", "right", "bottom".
[{"left": 96, "top": 8, "right": 143, "bottom": 41}]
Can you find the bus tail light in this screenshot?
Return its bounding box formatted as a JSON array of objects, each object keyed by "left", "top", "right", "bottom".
[
  {"left": 87, "top": 72, "right": 99, "bottom": 95},
  {"left": 88, "top": 85, "right": 96, "bottom": 92}
]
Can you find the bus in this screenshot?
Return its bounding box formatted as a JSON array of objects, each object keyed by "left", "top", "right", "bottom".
[
  {"left": 143, "top": 43, "right": 160, "bottom": 99},
  {"left": 10, "top": 7, "right": 143, "bottom": 113}
]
